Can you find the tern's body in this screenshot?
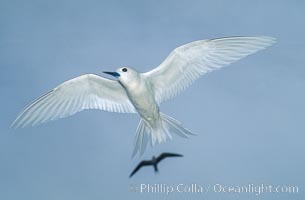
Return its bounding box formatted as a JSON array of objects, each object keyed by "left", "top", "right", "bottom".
[
  {"left": 122, "top": 73, "right": 160, "bottom": 129},
  {"left": 11, "top": 36, "right": 276, "bottom": 157}
]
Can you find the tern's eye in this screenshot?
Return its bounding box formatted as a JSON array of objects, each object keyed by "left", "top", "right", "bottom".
[{"left": 122, "top": 68, "right": 128, "bottom": 72}]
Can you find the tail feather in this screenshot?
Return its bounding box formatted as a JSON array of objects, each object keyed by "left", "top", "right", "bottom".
[
  {"left": 132, "top": 120, "right": 150, "bottom": 157},
  {"left": 132, "top": 112, "right": 194, "bottom": 157},
  {"left": 161, "top": 113, "right": 195, "bottom": 138}
]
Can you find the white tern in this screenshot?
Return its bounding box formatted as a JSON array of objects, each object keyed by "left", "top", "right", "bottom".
[{"left": 11, "top": 36, "right": 276, "bottom": 157}]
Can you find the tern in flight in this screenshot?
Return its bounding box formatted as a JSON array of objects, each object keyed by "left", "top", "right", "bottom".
[
  {"left": 11, "top": 36, "right": 275, "bottom": 157},
  {"left": 129, "top": 152, "right": 183, "bottom": 177}
]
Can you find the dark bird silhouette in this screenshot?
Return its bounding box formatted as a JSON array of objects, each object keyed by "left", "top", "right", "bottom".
[{"left": 129, "top": 152, "right": 183, "bottom": 178}]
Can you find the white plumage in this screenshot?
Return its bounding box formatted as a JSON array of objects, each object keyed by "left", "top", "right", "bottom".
[
  {"left": 12, "top": 74, "right": 136, "bottom": 128},
  {"left": 11, "top": 36, "right": 276, "bottom": 157}
]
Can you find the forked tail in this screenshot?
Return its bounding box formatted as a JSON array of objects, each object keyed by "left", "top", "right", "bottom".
[{"left": 132, "top": 112, "right": 194, "bottom": 157}]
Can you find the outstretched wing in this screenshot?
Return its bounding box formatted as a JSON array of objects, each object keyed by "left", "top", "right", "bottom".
[
  {"left": 129, "top": 160, "right": 152, "bottom": 178},
  {"left": 144, "top": 36, "right": 276, "bottom": 103},
  {"left": 156, "top": 152, "right": 183, "bottom": 163},
  {"left": 11, "top": 74, "right": 136, "bottom": 128}
]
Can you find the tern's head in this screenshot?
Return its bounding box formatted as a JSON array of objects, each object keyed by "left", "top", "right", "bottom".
[{"left": 103, "top": 67, "right": 139, "bottom": 84}]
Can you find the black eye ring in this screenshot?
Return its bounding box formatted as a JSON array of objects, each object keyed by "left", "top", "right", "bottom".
[{"left": 122, "top": 68, "right": 128, "bottom": 72}]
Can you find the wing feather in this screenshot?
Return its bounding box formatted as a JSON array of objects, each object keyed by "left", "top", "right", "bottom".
[
  {"left": 11, "top": 74, "right": 136, "bottom": 128},
  {"left": 144, "top": 36, "right": 276, "bottom": 103}
]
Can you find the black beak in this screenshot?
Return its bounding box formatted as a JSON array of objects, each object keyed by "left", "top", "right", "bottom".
[{"left": 103, "top": 71, "right": 120, "bottom": 77}]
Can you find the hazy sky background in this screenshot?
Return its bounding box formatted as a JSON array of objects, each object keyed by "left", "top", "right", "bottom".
[{"left": 1, "top": 0, "right": 304, "bottom": 199}]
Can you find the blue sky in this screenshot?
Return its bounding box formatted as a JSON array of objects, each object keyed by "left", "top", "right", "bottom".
[{"left": 0, "top": 0, "right": 304, "bottom": 199}]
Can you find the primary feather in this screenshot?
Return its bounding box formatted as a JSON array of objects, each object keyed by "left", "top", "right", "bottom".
[
  {"left": 144, "top": 36, "right": 276, "bottom": 103},
  {"left": 11, "top": 74, "right": 135, "bottom": 128}
]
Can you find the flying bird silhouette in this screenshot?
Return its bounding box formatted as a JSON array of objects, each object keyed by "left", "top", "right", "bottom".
[
  {"left": 11, "top": 36, "right": 276, "bottom": 157},
  {"left": 129, "top": 152, "right": 183, "bottom": 178}
]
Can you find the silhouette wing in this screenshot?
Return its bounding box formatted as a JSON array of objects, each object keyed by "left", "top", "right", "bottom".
[
  {"left": 129, "top": 160, "right": 152, "bottom": 178},
  {"left": 156, "top": 152, "right": 183, "bottom": 163},
  {"left": 11, "top": 74, "right": 136, "bottom": 128},
  {"left": 144, "top": 36, "right": 276, "bottom": 104}
]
